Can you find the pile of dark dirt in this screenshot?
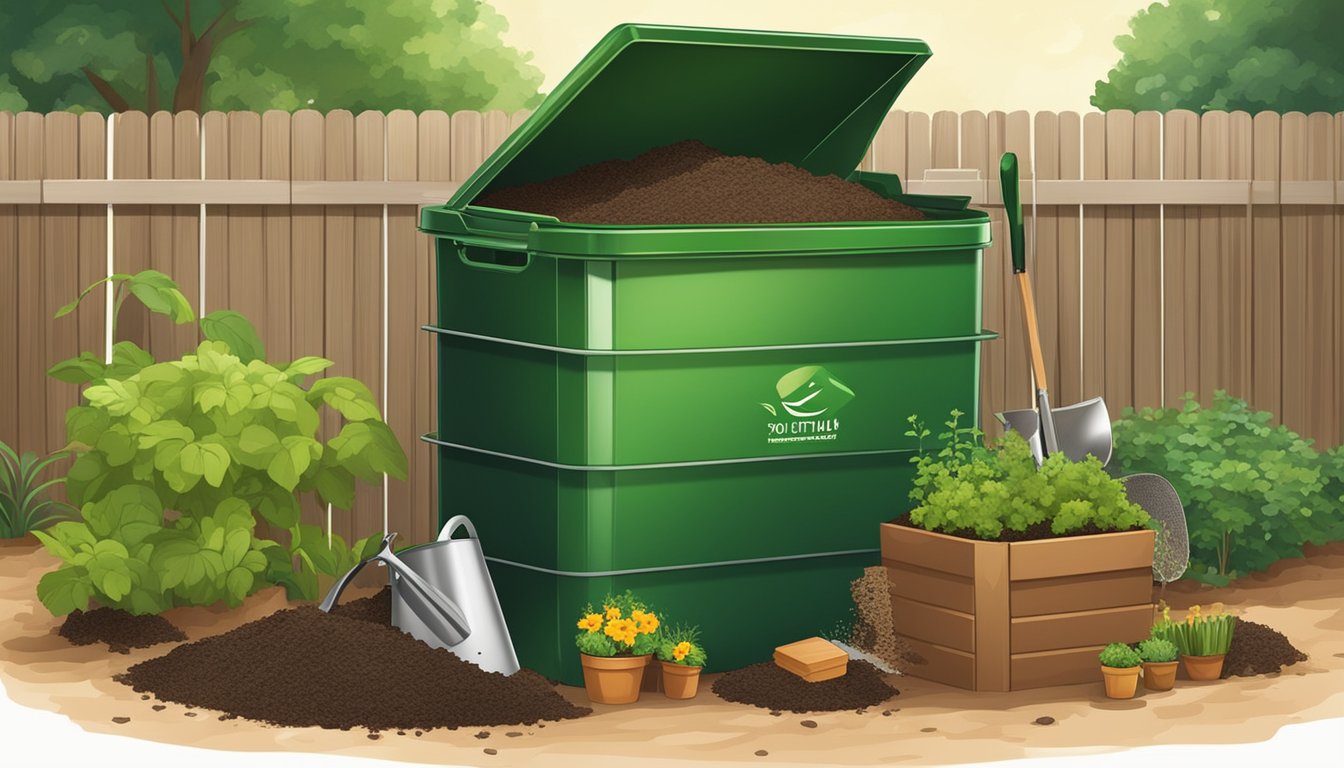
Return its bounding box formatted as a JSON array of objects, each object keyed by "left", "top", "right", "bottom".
[
  {"left": 474, "top": 140, "right": 928, "bottom": 225},
  {"left": 849, "top": 566, "right": 922, "bottom": 673},
  {"left": 59, "top": 608, "right": 186, "bottom": 654},
  {"left": 1222, "top": 620, "right": 1308, "bottom": 678},
  {"left": 117, "top": 606, "right": 590, "bottom": 731},
  {"left": 712, "top": 660, "right": 897, "bottom": 713},
  {"left": 328, "top": 587, "right": 391, "bottom": 626}
]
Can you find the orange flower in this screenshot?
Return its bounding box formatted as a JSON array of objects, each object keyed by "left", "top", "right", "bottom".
[
  {"left": 672, "top": 641, "right": 692, "bottom": 662},
  {"left": 632, "top": 609, "right": 660, "bottom": 635},
  {"left": 576, "top": 613, "right": 602, "bottom": 633}
]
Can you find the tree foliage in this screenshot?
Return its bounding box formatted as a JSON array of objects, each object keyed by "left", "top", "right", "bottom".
[
  {"left": 1093, "top": 0, "right": 1344, "bottom": 112},
  {"left": 0, "top": 0, "right": 543, "bottom": 113}
]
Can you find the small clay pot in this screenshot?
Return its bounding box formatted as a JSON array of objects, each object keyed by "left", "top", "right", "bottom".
[
  {"left": 1182, "top": 654, "right": 1226, "bottom": 681},
  {"left": 660, "top": 661, "right": 703, "bottom": 700},
  {"left": 579, "top": 653, "right": 651, "bottom": 705},
  {"left": 1142, "top": 661, "right": 1179, "bottom": 691},
  {"left": 1101, "top": 665, "right": 1141, "bottom": 699}
]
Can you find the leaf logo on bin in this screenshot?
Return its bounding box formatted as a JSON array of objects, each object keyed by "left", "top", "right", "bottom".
[{"left": 761, "top": 366, "right": 854, "bottom": 445}]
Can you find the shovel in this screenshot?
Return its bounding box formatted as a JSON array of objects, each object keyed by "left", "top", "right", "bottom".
[{"left": 995, "top": 153, "right": 1113, "bottom": 466}]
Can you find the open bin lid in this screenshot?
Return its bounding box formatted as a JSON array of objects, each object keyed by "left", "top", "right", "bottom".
[{"left": 448, "top": 24, "right": 932, "bottom": 208}]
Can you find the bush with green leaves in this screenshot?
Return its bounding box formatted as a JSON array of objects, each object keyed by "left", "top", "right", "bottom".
[
  {"left": 1112, "top": 391, "right": 1344, "bottom": 585},
  {"left": 1137, "top": 637, "right": 1178, "bottom": 664},
  {"left": 906, "top": 411, "right": 1151, "bottom": 540},
  {"left": 33, "top": 270, "right": 405, "bottom": 616},
  {"left": 0, "top": 441, "right": 75, "bottom": 538},
  {"left": 1098, "top": 642, "right": 1142, "bottom": 668}
]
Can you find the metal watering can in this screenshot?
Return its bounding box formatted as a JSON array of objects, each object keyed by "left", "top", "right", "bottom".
[{"left": 320, "top": 515, "right": 521, "bottom": 676}]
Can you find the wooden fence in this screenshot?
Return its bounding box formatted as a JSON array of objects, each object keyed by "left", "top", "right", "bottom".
[{"left": 1, "top": 108, "right": 1341, "bottom": 545}]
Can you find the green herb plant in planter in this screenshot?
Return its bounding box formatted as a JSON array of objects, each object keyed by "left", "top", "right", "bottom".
[
  {"left": 1099, "top": 642, "right": 1143, "bottom": 699},
  {"left": 574, "top": 590, "right": 662, "bottom": 705},
  {"left": 33, "top": 270, "right": 406, "bottom": 617},
  {"left": 1153, "top": 601, "right": 1237, "bottom": 681},
  {"left": 655, "top": 624, "right": 708, "bottom": 700},
  {"left": 1138, "top": 636, "right": 1179, "bottom": 691},
  {"left": 0, "top": 441, "right": 76, "bottom": 542}
]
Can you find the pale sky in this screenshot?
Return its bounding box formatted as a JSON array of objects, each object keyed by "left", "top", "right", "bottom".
[{"left": 490, "top": 0, "right": 1144, "bottom": 113}]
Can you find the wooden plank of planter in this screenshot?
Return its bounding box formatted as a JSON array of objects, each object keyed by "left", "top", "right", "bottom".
[
  {"left": 973, "top": 540, "right": 1010, "bottom": 692},
  {"left": 889, "top": 594, "right": 975, "bottom": 652},
  {"left": 1009, "top": 604, "right": 1153, "bottom": 653},
  {"left": 1009, "top": 567, "right": 1153, "bottom": 617},
  {"left": 1011, "top": 645, "right": 1105, "bottom": 689},
  {"left": 885, "top": 560, "right": 975, "bottom": 615},
  {"left": 879, "top": 523, "right": 976, "bottom": 577},
  {"left": 897, "top": 635, "right": 975, "bottom": 690},
  {"left": 1008, "top": 529, "right": 1155, "bottom": 581}
]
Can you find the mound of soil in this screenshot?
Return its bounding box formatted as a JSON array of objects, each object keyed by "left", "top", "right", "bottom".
[
  {"left": 1222, "top": 620, "right": 1308, "bottom": 678},
  {"left": 328, "top": 587, "right": 391, "bottom": 626},
  {"left": 59, "top": 608, "right": 186, "bottom": 654},
  {"left": 117, "top": 606, "right": 589, "bottom": 731},
  {"left": 474, "top": 140, "right": 927, "bottom": 225},
  {"left": 849, "top": 566, "right": 922, "bottom": 673},
  {"left": 712, "top": 660, "right": 897, "bottom": 713}
]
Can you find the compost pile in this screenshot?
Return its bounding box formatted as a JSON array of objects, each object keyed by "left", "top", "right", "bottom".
[
  {"left": 328, "top": 586, "right": 392, "bottom": 626},
  {"left": 474, "top": 140, "right": 928, "bottom": 225},
  {"left": 712, "top": 660, "right": 897, "bottom": 712},
  {"left": 849, "top": 566, "right": 922, "bottom": 672},
  {"left": 1221, "top": 620, "right": 1308, "bottom": 678},
  {"left": 117, "top": 606, "right": 590, "bottom": 731},
  {"left": 59, "top": 608, "right": 186, "bottom": 654}
]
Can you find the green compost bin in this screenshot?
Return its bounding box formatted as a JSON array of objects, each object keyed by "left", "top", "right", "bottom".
[{"left": 418, "top": 24, "right": 994, "bottom": 684}]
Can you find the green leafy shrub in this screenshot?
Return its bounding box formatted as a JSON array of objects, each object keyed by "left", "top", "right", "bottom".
[
  {"left": 1112, "top": 391, "right": 1344, "bottom": 585},
  {"left": 907, "top": 411, "right": 1150, "bottom": 540},
  {"left": 33, "top": 270, "right": 405, "bottom": 616},
  {"left": 1098, "top": 642, "right": 1142, "bottom": 668},
  {"left": 1137, "top": 637, "right": 1178, "bottom": 664},
  {"left": 574, "top": 591, "right": 662, "bottom": 657},
  {"left": 0, "top": 441, "right": 75, "bottom": 538},
  {"left": 656, "top": 624, "right": 708, "bottom": 667}
]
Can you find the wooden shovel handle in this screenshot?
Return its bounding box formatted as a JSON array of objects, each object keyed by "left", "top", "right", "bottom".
[{"left": 1016, "top": 272, "right": 1049, "bottom": 391}]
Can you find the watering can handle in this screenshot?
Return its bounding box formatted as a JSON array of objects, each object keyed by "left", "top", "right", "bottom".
[{"left": 437, "top": 515, "right": 479, "bottom": 542}]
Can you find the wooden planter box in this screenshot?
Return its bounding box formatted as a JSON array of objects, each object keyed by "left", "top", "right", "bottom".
[{"left": 880, "top": 522, "right": 1154, "bottom": 691}]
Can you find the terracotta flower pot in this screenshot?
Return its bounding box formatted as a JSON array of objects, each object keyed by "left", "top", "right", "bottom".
[
  {"left": 1182, "top": 654, "right": 1225, "bottom": 681},
  {"left": 1142, "top": 661, "right": 1179, "bottom": 691},
  {"left": 1101, "top": 665, "right": 1140, "bottom": 699},
  {"left": 660, "top": 660, "right": 703, "bottom": 700},
  {"left": 580, "top": 653, "right": 650, "bottom": 704}
]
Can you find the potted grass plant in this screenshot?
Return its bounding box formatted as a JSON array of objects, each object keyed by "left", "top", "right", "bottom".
[
  {"left": 575, "top": 591, "right": 662, "bottom": 704},
  {"left": 1138, "top": 636, "right": 1179, "bottom": 691},
  {"left": 1099, "top": 642, "right": 1143, "bottom": 699},
  {"left": 1153, "top": 601, "right": 1236, "bottom": 681},
  {"left": 655, "top": 625, "right": 707, "bottom": 700}
]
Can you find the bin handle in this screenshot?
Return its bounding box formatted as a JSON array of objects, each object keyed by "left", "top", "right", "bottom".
[
  {"left": 437, "top": 515, "right": 479, "bottom": 542},
  {"left": 456, "top": 244, "right": 531, "bottom": 274}
]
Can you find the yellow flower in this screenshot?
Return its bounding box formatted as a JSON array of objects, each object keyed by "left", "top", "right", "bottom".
[
  {"left": 604, "top": 604, "right": 621, "bottom": 621},
  {"left": 577, "top": 613, "right": 603, "bottom": 633},
  {"left": 632, "top": 610, "right": 660, "bottom": 635},
  {"left": 672, "top": 641, "right": 692, "bottom": 662},
  {"left": 604, "top": 618, "right": 638, "bottom": 647}
]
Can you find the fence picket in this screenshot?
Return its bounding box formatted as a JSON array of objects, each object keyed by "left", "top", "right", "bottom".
[
  {"left": 385, "top": 109, "right": 421, "bottom": 543},
  {"left": 112, "top": 112, "right": 151, "bottom": 352},
  {"left": 1104, "top": 110, "right": 1135, "bottom": 409},
  {"left": 1081, "top": 112, "right": 1106, "bottom": 402},
  {"left": 417, "top": 110, "right": 451, "bottom": 544},
  {"left": 1251, "top": 111, "right": 1282, "bottom": 419},
  {"left": 1305, "top": 113, "right": 1337, "bottom": 447},
  {"left": 1132, "top": 111, "right": 1162, "bottom": 409},
  {"left": 16, "top": 113, "right": 45, "bottom": 455},
  {"left": 353, "top": 110, "right": 386, "bottom": 540},
  {"left": 0, "top": 112, "right": 15, "bottom": 450}
]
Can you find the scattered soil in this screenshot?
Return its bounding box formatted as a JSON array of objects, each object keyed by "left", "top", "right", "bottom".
[
  {"left": 712, "top": 661, "right": 897, "bottom": 713},
  {"left": 800, "top": 719, "right": 818, "bottom": 728},
  {"left": 328, "top": 587, "right": 391, "bottom": 626},
  {"left": 1222, "top": 620, "right": 1308, "bottom": 678},
  {"left": 849, "top": 566, "right": 923, "bottom": 672},
  {"left": 475, "top": 140, "right": 928, "bottom": 225},
  {"left": 755, "top": 750, "right": 769, "bottom": 756},
  {"left": 59, "top": 608, "right": 186, "bottom": 654},
  {"left": 887, "top": 513, "right": 1146, "bottom": 543},
  {"left": 1034, "top": 716, "right": 1056, "bottom": 726},
  {"left": 116, "top": 606, "right": 590, "bottom": 731}
]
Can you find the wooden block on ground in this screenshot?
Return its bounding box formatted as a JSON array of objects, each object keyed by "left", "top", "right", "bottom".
[{"left": 774, "top": 637, "right": 848, "bottom": 682}]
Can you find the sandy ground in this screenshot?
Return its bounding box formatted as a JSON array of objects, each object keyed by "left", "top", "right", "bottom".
[{"left": 2, "top": 540, "right": 1343, "bottom": 768}]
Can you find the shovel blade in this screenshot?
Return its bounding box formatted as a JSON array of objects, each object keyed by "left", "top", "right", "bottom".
[{"left": 997, "top": 397, "right": 1112, "bottom": 467}]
